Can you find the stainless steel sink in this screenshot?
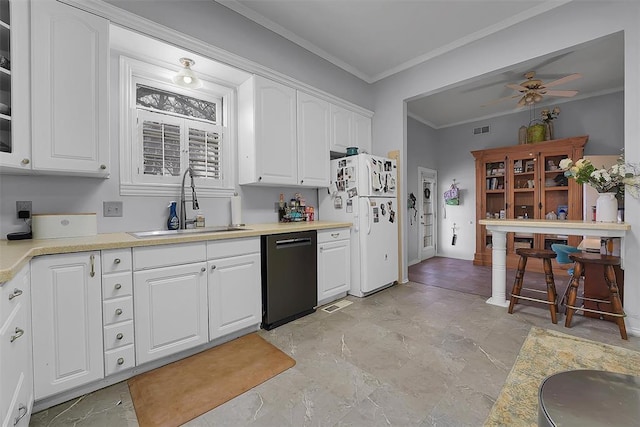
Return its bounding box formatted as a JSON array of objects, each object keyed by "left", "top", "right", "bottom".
[{"left": 128, "top": 226, "right": 248, "bottom": 239}]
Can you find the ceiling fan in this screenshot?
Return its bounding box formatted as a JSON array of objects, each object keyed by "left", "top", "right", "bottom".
[{"left": 486, "top": 71, "right": 582, "bottom": 107}]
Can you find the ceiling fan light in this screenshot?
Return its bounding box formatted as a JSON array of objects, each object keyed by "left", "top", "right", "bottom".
[
  {"left": 172, "top": 57, "right": 203, "bottom": 89},
  {"left": 533, "top": 93, "right": 543, "bottom": 103}
]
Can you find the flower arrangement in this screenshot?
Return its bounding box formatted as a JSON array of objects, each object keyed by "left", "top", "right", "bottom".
[
  {"left": 541, "top": 106, "right": 560, "bottom": 123},
  {"left": 559, "top": 153, "right": 640, "bottom": 200}
]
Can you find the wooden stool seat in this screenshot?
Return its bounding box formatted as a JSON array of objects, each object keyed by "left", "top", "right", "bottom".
[
  {"left": 515, "top": 248, "right": 557, "bottom": 259},
  {"left": 565, "top": 253, "right": 627, "bottom": 340},
  {"left": 509, "top": 248, "right": 559, "bottom": 323}
]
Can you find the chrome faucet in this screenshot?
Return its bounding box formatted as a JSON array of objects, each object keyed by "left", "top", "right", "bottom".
[{"left": 180, "top": 167, "right": 200, "bottom": 229}]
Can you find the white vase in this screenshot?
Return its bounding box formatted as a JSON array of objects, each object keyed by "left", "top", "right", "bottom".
[{"left": 595, "top": 192, "right": 618, "bottom": 222}]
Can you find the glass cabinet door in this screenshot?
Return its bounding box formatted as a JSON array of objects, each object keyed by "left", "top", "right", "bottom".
[{"left": 508, "top": 153, "right": 537, "bottom": 253}]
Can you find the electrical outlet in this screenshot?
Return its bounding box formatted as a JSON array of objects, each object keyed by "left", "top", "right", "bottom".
[
  {"left": 103, "top": 201, "right": 123, "bottom": 217},
  {"left": 16, "top": 201, "right": 32, "bottom": 219}
]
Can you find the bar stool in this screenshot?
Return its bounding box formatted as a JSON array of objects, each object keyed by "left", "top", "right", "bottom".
[
  {"left": 508, "top": 248, "right": 559, "bottom": 324},
  {"left": 565, "top": 252, "right": 627, "bottom": 340}
]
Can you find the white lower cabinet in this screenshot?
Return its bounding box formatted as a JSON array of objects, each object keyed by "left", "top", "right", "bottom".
[
  {"left": 31, "top": 252, "right": 103, "bottom": 400},
  {"left": 207, "top": 238, "right": 261, "bottom": 340},
  {"left": 0, "top": 264, "right": 33, "bottom": 427},
  {"left": 318, "top": 228, "right": 351, "bottom": 305},
  {"left": 134, "top": 261, "right": 208, "bottom": 365}
]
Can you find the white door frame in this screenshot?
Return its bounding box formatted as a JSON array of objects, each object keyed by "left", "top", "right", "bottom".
[{"left": 418, "top": 167, "right": 437, "bottom": 260}]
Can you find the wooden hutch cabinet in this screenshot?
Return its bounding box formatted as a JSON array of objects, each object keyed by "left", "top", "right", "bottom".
[{"left": 471, "top": 136, "right": 588, "bottom": 272}]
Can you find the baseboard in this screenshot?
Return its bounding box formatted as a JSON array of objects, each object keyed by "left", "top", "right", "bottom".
[{"left": 408, "top": 258, "right": 421, "bottom": 266}]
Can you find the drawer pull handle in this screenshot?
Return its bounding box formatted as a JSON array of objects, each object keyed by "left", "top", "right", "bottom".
[
  {"left": 115, "top": 308, "right": 123, "bottom": 315},
  {"left": 10, "top": 327, "right": 24, "bottom": 343},
  {"left": 90, "top": 254, "right": 96, "bottom": 277},
  {"left": 116, "top": 333, "right": 124, "bottom": 340},
  {"left": 331, "top": 233, "right": 339, "bottom": 238},
  {"left": 201, "top": 267, "right": 206, "bottom": 272},
  {"left": 114, "top": 258, "right": 121, "bottom": 264},
  {"left": 14, "top": 403, "right": 27, "bottom": 425},
  {"left": 211, "top": 265, "right": 217, "bottom": 271},
  {"left": 114, "top": 283, "right": 122, "bottom": 290},
  {"left": 8, "top": 288, "right": 23, "bottom": 300},
  {"left": 117, "top": 357, "right": 125, "bottom": 365}
]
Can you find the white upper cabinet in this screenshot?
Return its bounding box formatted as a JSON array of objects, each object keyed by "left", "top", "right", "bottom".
[
  {"left": 239, "top": 75, "right": 298, "bottom": 186},
  {"left": 0, "top": 0, "right": 31, "bottom": 173},
  {"left": 330, "top": 104, "right": 372, "bottom": 155},
  {"left": 297, "top": 91, "right": 330, "bottom": 187},
  {"left": 353, "top": 111, "right": 372, "bottom": 154},
  {"left": 31, "top": 0, "right": 110, "bottom": 177}
]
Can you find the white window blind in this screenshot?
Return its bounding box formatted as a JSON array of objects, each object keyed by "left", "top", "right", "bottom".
[
  {"left": 141, "top": 120, "right": 181, "bottom": 176},
  {"left": 189, "top": 128, "right": 222, "bottom": 180}
]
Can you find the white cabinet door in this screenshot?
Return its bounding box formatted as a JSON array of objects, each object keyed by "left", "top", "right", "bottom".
[
  {"left": 239, "top": 75, "right": 297, "bottom": 185},
  {"left": 0, "top": 0, "right": 31, "bottom": 172},
  {"left": 0, "top": 265, "right": 32, "bottom": 427},
  {"left": 330, "top": 104, "right": 352, "bottom": 153},
  {"left": 297, "top": 92, "right": 330, "bottom": 187},
  {"left": 134, "top": 262, "right": 208, "bottom": 364},
  {"left": 31, "top": 252, "right": 103, "bottom": 400},
  {"left": 208, "top": 253, "right": 261, "bottom": 341},
  {"left": 353, "top": 112, "right": 372, "bottom": 154},
  {"left": 31, "top": 0, "right": 110, "bottom": 176},
  {"left": 318, "top": 239, "right": 351, "bottom": 304}
]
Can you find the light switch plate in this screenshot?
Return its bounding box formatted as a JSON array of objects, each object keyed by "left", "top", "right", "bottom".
[{"left": 103, "top": 201, "right": 123, "bottom": 217}]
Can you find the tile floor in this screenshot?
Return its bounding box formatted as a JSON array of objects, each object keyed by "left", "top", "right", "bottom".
[{"left": 31, "top": 258, "right": 639, "bottom": 426}]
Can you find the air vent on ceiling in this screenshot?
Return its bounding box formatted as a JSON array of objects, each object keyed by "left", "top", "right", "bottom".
[{"left": 473, "top": 125, "right": 490, "bottom": 135}]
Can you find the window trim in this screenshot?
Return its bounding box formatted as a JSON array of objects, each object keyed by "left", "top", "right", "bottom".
[{"left": 119, "top": 56, "right": 235, "bottom": 197}]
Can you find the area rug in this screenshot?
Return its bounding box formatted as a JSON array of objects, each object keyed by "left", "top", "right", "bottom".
[
  {"left": 484, "top": 327, "right": 640, "bottom": 426},
  {"left": 128, "top": 333, "right": 295, "bottom": 427}
]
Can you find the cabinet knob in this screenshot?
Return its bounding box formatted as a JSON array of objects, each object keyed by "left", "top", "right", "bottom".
[
  {"left": 21, "top": 158, "right": 30, "bottom": 165},
  {"left": 114, "top": 283, "right": 122, "bottom": 290},
  {"left": 258, "top": 176, "right": 262, "bottom": 181},
  {"left": 8, "top": 288, "right": 23, "bottom": 300},
  {"left": 114, "top": 258, "right": 121, "bottom": 264},
  {"left": 116, "top": 333, "right": 123, "bottom": 340},
  {"left": 115, "top": 308, "right": 123, "bottom": 316},
  {"left": 201, "top": 267, "right": 206, "bottom": 272},
  {"left": 300, "top": 180, "right": 304, "bottom": 184},
  {"left": 211, "top": 265, "right": 217, "bottom": 271},
  {"left": 117, "top": 357, "right": 125, "bottom": 365},
  {"left": 100, "top": 164, "right": 107, "bottom": 170}
]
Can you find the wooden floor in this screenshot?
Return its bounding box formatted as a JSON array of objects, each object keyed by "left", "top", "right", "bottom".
[{"left": 408, "top": 256, "right": 568, "bottom": 300}]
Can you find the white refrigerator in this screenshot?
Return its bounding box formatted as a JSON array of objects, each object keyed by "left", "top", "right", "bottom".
[{"left": 319, "top": 154, "right": 399, "bottom": 297}]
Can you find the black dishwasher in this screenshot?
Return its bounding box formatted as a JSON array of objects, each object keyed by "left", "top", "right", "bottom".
[{"left": 261, "top": 231, "right": 317, "bottom": 330}]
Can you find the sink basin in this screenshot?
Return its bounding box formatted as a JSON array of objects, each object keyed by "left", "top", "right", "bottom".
[{"left": 128, "top": 226, "right": 248, "bottom": 239}]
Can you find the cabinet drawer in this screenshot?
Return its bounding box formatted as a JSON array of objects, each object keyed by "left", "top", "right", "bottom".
[
  {"left": 207, "top": 237, "right": 260, "bottom": 259},
  {"left": 103, "top": 321, "right": 134, "bottom": 350},
  {"left": 102, "top": 272, "right": 133, "bottom": 300},
  {"left": 133, "top": 242, "right": 206, "bottom": 270},
  {"left": 318, "top": 228, "right": 350, "bottom": 243},
  {"left": 102, "top": 248, "right": 132, "bottom": 273},
  {"left": 0, "top": 302, "right": 30, "bottom": 423},
  {"left": 1, "top": 265, "right": 29, "bottom": 326},
  {"left": 102, "top": 297, "right": 133, "bottom": 326},
  {"left": 104, "top": 345, "right": 135, "bottom": 376}
]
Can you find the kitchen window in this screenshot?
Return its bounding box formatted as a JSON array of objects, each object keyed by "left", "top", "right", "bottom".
[{"left": 119, "top": 57, "right": 235, "bottom": 197}]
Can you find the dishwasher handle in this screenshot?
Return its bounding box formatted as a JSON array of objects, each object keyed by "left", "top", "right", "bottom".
[{"left": 275, "top": 237, "right": 313, "bottom": 248}]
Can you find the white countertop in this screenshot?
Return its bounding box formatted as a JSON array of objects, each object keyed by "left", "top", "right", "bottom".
[
  {"left": 0, "top": 221, "right": 352, "bottom": 283},
  {"left": 479, "top": 219, "right": 630, "bottom": 235}
]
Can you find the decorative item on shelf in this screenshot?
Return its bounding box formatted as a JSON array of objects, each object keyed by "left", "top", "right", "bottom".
[
  {"left": 560, "top": 152, "right": 640, "bottom": 222},
  {"left": 541, "top": 106, "right": 560, "bottom": 140},
  {"left": 527, "top": 120, "right": 546, "bottom": 143},
  {"left": 518, "top": 125, "right": 527, "bottom": 144}
]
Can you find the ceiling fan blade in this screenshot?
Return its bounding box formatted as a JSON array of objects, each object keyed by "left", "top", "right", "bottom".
[
  {"left": 481, "top": 94, "right": 520, "bottom": 107},
  {"left": 517, "top": 95, "right": 528, "bottom": 107},
  {"left": 543, "top": 73, "right": 582, "bottom": 88},
  {"left": 506, "top": 83, "right": 527, "bottom": 92},
  {"left": 543, "top": 90, "right": 578, "bottom": 97}
]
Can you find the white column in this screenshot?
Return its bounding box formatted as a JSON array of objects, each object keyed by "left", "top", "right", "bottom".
[{"left": 487, "top": 230, "right": 509, "bottom": 307}]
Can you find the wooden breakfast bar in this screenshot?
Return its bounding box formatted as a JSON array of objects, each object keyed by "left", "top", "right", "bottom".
[{"left": 478, "top": 219, "right": 631, "bottom": 307}]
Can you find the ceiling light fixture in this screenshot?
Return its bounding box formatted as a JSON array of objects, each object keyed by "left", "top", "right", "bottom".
[{"left": 172, "top": 58, "right": 203, "bottom": 89}]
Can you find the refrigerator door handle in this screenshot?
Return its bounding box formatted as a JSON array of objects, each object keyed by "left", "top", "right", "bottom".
[
  {"left": 364, "top": 197, "right": 372, "bottom": 235},
  {"left": 365, "top": 160, "right": 372, "bottom": 195}
]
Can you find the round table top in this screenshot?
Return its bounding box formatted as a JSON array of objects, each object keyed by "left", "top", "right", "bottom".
[{"left": 538, "top": 370, "right": 640, "bottom": 426}]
